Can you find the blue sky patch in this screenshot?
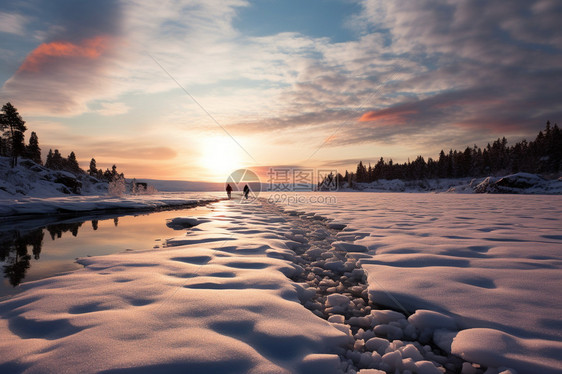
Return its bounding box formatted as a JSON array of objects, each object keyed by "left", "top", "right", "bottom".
[{"left": 234, "top": 0, "right": 362, "bottom": 43}]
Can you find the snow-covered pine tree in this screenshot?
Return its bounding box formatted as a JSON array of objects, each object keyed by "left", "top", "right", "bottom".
[
  {"left": 89, "top": 158, "right": 98, "bottom": 176},
  {"left": 1, "top": 102, "right": 27, "bottom": 167}
]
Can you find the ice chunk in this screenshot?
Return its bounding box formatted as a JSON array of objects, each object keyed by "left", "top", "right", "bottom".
[
  {"left": 373, "top": 324, "right": 403, "bottom": 340},
  {"left": 332, "top": 241, "right": 368, "bottom": 252},
  {"left": 326, "top": 294, "right": 351, "bottom": 307},
  {"left": 354, "top": 339, "right": 365, "bottom": 351},
  {"left": 324, "top": 259, "right": 346, "bottom": 273},
  {"left": 400, "top": 343, "right": 424, "bottom": 361},
  {"left": 381, "top": 350, "right": 402, "bottom": 371},
  {"left": 415, "top": 360, "right": 443, "bottom": 374},
  {"left": 327, "top": 222, "right": 347, "bottom": 230},
  {"left": 408, "top": 310, "right": 457, "bottom": 331},
  {"left": 371, "top": 309, "right": 406, "bottom": 324},
  {"left": 365, "top": 337, "right": 390, "bottom": 355},
  {"left": 357, "top": 369, "right": 386, "bottom": 374},
  {"left": 402, "top": 357, "right": 417, "bottom": 372},
  {"left": 348, "top": 316, "right": 371, "bottom": 329}
]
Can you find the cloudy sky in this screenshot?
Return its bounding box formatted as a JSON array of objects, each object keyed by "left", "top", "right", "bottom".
[{"left": 1, "top": 0, "right": 561, "bottom": 182}]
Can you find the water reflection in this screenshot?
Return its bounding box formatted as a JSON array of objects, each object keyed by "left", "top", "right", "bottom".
[
  {"left": 0, "top": 228, "right": 44, "bottom": 287},
  {"left": 0, "top": 206, "right": 211, "bottom": 297}
]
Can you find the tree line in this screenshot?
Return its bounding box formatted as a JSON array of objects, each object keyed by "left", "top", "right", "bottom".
[
  {"left": 0, "top": 102, "right": 123, "bottom": 182},
  {"left": 326, "top": 121, "right": 561, "bottom": 186}
]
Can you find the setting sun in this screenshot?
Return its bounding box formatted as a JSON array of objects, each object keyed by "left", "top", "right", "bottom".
[{"left": 198, "top": 135, "right": 245, "bottom": 181}]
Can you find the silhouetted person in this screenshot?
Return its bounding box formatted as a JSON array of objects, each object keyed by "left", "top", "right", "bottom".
[
  {"left": 226, "top": 183, "right": 233, "bottom": 199},
  {"left": 243, "top": 184, "right": 250, "bottom": 199}
]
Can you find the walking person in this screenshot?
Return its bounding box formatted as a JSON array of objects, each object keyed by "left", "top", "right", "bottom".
[
  {"left": 243, "top": 184, "right": 250, "bottom": 199},
  {"left": 226, "top": 183, "right": 233, "bottom": 199}
]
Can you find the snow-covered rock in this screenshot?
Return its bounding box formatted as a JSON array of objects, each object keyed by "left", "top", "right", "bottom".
[
  {"left": 0, "top": 156, "right": 107, "bottom": 198},
  {"left": 472, "top": 172, "right": 562, "bottom": 194},
  {"left": 166, "top": 216, "right": 207, "bottom": 228}
]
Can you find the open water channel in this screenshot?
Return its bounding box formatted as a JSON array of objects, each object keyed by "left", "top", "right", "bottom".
[{"left": 0, "top": 205, "right": 214, "bottom": 299}]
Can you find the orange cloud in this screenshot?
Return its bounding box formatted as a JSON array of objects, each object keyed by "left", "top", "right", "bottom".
[
  {"left": 323, "top": 134, "right": 337, "bottom": 144},
  {"left": 359, "top": 109, "right": 417, "bottom": 124},
  {"left": 18, "top": 35, "right": 110, "bottom": 73}
]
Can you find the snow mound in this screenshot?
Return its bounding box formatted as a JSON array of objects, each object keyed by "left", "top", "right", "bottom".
[
  {"left": 451, "top": 328, "right": 562, "bottom": 373},
  {"left": 408, "top": 310, "right": 457, "bottom": 332}
]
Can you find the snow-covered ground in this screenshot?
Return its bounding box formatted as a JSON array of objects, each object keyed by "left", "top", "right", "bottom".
[
  {"left": 0, "top": 193, "right": 561, "bottom": 373},
  {"left": 0, "top": 200, "right": 350, "bottom": 373},
  {"left": 274, "top": 192, "right": 562, "bottom": 373}
]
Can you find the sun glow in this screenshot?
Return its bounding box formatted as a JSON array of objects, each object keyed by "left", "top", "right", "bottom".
[{"left": 199, "top": 136, "right": 245, "bottom": 181}]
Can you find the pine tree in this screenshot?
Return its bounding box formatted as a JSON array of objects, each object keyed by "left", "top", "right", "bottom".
[
  {"left": 103, "top": 168, "right": 112, "bottom": 181},
  {"left": 551, "top": 123, "right": 561, "bottom": 172},
  {"left": 26, "top": 131, "right": 42, "bottom": 164},
  {"left": 49, "top": 149, "right": 63, "bottom": 170},
  {"left": 89, "top": 158, "right": 98, "bottom": 177},
  {"left": 45, "top": 149, "right": 54, "bottom": 168},
  {"left": 356, "top": 161, "right": 367, "bottom": 182},
  {"left": 12, "top": 131, "right": 25, "bottom": 167},
  {"left": 373, "top": 157, "right": 385, "bottom": 180},
  {"left": 1, "top": 102, "right": 27, "bottom": 167},
  {"left": 67, "top": 151, "right": 80, "bottom": 173}
]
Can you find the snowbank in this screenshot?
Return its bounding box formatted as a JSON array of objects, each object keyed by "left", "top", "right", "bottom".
[
  {"left": 346, "top": 178, "right": 474, "bottom": 193},
  {"left": 0, "top": 193, "right": 224, "bottom": 217}
]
